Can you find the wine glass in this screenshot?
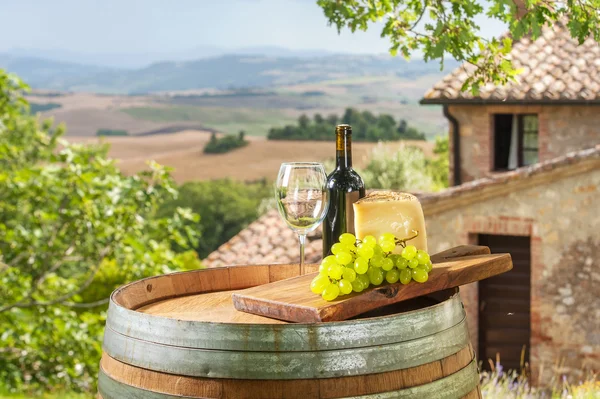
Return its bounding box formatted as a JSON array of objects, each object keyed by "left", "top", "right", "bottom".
[{"left": 275, "top": 162, "right": 329, "bottom": 274}]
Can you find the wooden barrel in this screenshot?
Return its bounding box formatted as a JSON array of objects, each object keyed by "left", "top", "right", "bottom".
[{"left": 99, "top": 264, "right": 481, "bottom": 399}]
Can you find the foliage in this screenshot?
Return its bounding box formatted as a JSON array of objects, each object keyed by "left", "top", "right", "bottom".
[
  {"left": 96, "top": 129, "right": 128, "bottom": 136},
  {"left": 426, "top": 135, "right": 450, "bottom": 190},
  {"left": 29, "top": 103, "right": 61, "bottom": 114},
  {"left": 324, "top": 137, "right": 448, "bottom": 192},
  {"left": 0, "top": 70, "right": 199, "bottom": 394},
  {"left": 361, "top": 143, "right": 434, "bottom": 191},
  {"left": 267, "top": 108, "right": 426, "bottom": 141},
  {"left": 480, "top": 359, "right": 599, "bottom": 398},
  {"left": 317, "top": 0, "right": 600, "bottom": 91},
  {"left": 203, "top": 131, "right": 249, "bottom": 154},
  {"left": 158, "top": 179, "right": 272, "bottom": 258}
]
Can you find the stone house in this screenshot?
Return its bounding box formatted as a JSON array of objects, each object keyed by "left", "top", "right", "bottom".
[{"left": 205, "top": 22, "right": 600, "bottom": 383}]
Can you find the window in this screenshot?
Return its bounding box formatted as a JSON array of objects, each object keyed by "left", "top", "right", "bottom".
[{"left": 493, "top": 114, "right": 538, "bottom": 171}]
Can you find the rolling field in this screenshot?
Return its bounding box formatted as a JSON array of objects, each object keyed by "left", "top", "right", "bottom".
[
  {"left": 69, "top": 131, "right": 434, "bottom": 183},
  {"left": 32, "top": 73, "right": 446, "bottom": 139}
]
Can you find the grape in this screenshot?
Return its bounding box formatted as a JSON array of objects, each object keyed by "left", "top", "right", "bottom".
[
  {"left": 401, "top": 245, "right": 417, "bottom": 260},
  {"left": 399, "top": 269, "right": 412, "bottom": 285},
  {"left": 353, "top": 257, "right": 369, "bottom": 274},
  {"left": 322, "top": 284, "right": 340, "bottom": 301},
  {"left": 328, "top": 264, "right": 344, "bottom": 280},
  {"left": 357, "top": 244, "right": 374, "bottom": 259},
  {"left": 342, "top": 267, "right": 357, "bottom": 282},
  {"left": 339, "top": 233, "right": 356, "bottom": 246},
  {"left": 351, "top": 280, "right": 364, "bottom": 293},
  {"left": 338, "top": 279, "right": 353, "bottom": 295},
  {"left": 362, "top": 235, "right": 377, "bottom": 248},
  {"left": 422, "top": 261, "right": 433, "bottom": 273},
  {"left": 368, "top": 267, "right": 384, "bottom": 285},
  {"left": 379, "top": 233, "right": 396, "bottom": 244},
  {"left": 380, "top": 240, "right": 396, "bottom": 253},
  {"left": 331, "top": 243, "right": 345, "bottom": 255},
  {"left": 322, "top": 255, "right": 338, "bottom": 266},
  {"left": 381, "top": 257, "right": 394, "bottom": 271},
  {"left": 373, "top": 245, "right": 384, "bottom": 256},
  {"left": 412, "top": 268, "right": 429, "bottom": 283},
  {"left": 336, "top": 251, "right": 353, "bottom": 265},
  {"left": 395, "top": 257, "right": 408, "bottom": 269},
  {"left": 357, "top": 273, "right": 370, "bottom": 289},
  {"left": 385, "top": 269, "right": 400, "bottom": 284},
  {"left": 408, "top": 258, "right": 419, "bottom": 269},
  {"left": 370, "top": 255, "right": 384, "bottom": 268},
  {"left": 343, "top": 244, "right": 357, "bottom": 253},
  {"left": 416, "top": 250, "right": 430, "bottom": 265},
  {"left": 310, "top": 275, "right": 331, "bottom": 294}
]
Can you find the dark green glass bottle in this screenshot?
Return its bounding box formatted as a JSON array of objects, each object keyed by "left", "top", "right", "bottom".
[{"left": 322, "top": 124, "right": 366, "bottom": 257}]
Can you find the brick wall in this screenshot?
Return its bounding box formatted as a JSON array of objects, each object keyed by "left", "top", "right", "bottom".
[
  {"left": 423, "top": 167, "right": 600, "bottom": 384},
  {"left": 446, "top": 104, "right": 600, "bottom": 183}
]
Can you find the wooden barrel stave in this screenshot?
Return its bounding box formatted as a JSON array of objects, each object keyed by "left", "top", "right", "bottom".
[
  {"left": 99, "top": 264, "right": 481, "bottom": 398},
  {"left": 99, "top": 346, "right": 478, "bottom": 398},
  {"left": 103, "top": 315, "right": 469, "bottom": 379},
  {"left": 105, "top": 289, "right": 464, "bottom": 352}
]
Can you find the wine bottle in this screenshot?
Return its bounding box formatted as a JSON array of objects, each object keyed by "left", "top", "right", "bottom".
[{"left": 322, "top": 124, "right": 366, "bottom": 257}]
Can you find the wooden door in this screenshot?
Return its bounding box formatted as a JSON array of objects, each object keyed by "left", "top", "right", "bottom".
[{"left": 478, "top": 234, "right": 531, "bottom": 372}]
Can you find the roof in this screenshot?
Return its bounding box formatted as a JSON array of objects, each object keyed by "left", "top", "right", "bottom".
[
  {"left": 203, "top": 209, "right": 323, "bottom": 268},
  {"left": 203, "top": 145, "right": 600, "bottom": 267},
  {"left": 421, "top": 22, "right": 600, "bottom": 104}
]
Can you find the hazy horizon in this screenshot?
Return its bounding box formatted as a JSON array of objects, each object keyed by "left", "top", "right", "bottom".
[{"left": 0, "top": 0, "right": 508, "bottom": 68}]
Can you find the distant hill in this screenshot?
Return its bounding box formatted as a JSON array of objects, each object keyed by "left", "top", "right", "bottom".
[
  {"left": 0, "top": 53, "right": 455, "bottom": 94},
  {"left": 0, "top": 54, "right": 109, "bottom": 88}
]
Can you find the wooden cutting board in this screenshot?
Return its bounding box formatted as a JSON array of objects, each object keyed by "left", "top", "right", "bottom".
[{"left": 232, "top": 245, "right": 512, "bottom": 323}]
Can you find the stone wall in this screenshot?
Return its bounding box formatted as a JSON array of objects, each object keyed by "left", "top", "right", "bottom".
[
  {"left": 446, "top": 104, "right": 600, "bottom": 183},
  {"left": 423, "top": 166, "right": 600, "bottom": 384}
]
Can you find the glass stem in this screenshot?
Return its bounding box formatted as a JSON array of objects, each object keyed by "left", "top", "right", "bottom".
[{"left": 298, "top": 233, "right": 306, "bottom": 275}]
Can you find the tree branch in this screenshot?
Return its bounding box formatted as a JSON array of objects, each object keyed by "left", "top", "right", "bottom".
[
  {"left": 0, "top": 246, "right": 111, "bottom": 313},
  {"left": 62, "top": 298, "right": 110, "bottom": 308}
]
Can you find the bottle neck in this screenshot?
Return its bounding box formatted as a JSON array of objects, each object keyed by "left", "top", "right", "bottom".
[{"left": 335, "top": 131, "right": 352, "bottom": 169}]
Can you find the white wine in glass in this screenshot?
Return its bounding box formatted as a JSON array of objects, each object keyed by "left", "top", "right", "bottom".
[{"left": 275, "top": 162, "right": 329, "bottom": 274}]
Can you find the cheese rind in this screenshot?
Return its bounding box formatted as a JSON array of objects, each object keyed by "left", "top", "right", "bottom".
[{"left": 353, "top": 191, "right": 427, "bottom": 252}]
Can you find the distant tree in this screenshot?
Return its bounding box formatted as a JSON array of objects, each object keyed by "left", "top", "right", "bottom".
[
  {"left": 203, "top": 132, "right": 249, "bottom": 154},
  {"left": 96, "top": 128, "right": 128, "bottom": 136},
  {"left": 267, "top": 107, "right": 427, "bottom": 142},
  {"left": 326, "top": 114, "right": 338, "bottom": 125},
  {"left": 158, "top": 179, "right": 272, "bottom": 258},
  {"left": 298, "top": 114, "right": 310, "bottom": 129}
]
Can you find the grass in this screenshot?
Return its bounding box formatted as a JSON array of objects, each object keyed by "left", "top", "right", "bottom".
[
  {"left": 480, "top": 358, "right": 600, "bottom": 399},
  {"left": 122, "top": 105, "right": 297, "bottom": 137}
]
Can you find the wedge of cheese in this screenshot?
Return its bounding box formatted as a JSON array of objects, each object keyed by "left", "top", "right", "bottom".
[{"left": 353, "top": 191, "right": 427, "bottom": 252}]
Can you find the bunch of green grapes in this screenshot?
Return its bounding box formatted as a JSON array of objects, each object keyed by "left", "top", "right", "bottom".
[{"left": 311, "top": 232, "right": 432, "bottom": 301}]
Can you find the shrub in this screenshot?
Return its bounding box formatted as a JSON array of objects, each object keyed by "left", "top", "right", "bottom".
[{"left": 203, "top": 131, "right": 248, "bottom": 154}]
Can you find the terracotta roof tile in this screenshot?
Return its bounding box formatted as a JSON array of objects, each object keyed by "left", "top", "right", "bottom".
[
  {"left": 421, "top": 22, "right": 600, "bottom": 104},
  {"left": 204, "top": 146, "right": 600, "bottom": 267},
  {"left": 203, "top": 209, "right": 323, "bottom": 268}
]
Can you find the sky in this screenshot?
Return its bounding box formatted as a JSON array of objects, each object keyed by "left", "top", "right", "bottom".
[{"left": 0, "top": 0, "right": 507, "bottom": 64}]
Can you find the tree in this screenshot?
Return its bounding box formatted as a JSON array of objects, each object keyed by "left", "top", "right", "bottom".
[
  {"left": 158, "top": 179, "right": 272, "bottom": 258},
  {"left": 317, "top": 0, "right": 600, "bottom": 91},
  {"left": 0, "top": 70, "right": 199, "bottom": 393}
]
